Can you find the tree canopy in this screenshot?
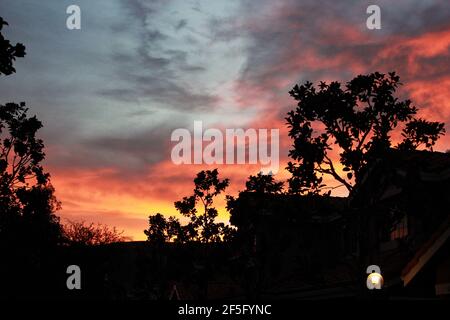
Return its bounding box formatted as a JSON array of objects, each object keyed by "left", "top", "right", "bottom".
[
  {"left": 145, "top": 169, "right": 234, "bottom": 244},
  {"left": 286, "top": 72, "right": 445, "bottom": 195},
  {"left": 0, "top": 17, "right": 62, "bottom": 248},
  {"left": 0, "top": 17, "right": 25, "bottom": 76}
]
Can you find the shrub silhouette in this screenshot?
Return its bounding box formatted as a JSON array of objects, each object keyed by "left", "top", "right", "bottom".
[{"left": 63, "top": 220, "right": 128, "bottom": 246}]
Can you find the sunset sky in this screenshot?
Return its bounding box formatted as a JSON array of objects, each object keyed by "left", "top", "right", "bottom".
[{"left": 0, "top": 0, "right": 449, "bottom": 240}]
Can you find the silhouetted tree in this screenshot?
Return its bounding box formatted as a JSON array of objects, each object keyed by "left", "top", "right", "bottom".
[
  {"left": 244, "top": 172, "right": 284, "bottom": 194},
  {"left": 398, "top": 119, "right": 445, "bottom": 151},
  {"left": 145, "top": 213, "right": 169, "bottom": 244},
  {"left": 0, "top": 17, "right": 25, "bottom": 76},
  {"left": 0, "top": 17, "right": 62, "bottom": 248},
  {"left": 0, "top": 17, "right": 63, "bottom": 298},
  {"left": 175, "top": 169, "right": 230, "bottom": 243},
  {"left": 63, "top": 220, "right": 128, "bottom": 246},
  {"left": 227, "top": 172, "right": 284, "bottom": 233},
  {"left": 286, "top": 72, "right": 445, "bottom": 194},
  {"left": 145, "top": 169, "right": 233, "bottom": 244},
  {"left": 226, "top": 172, "right": 283, "bottom": 244},
  {"left": 226, "top": 172, "right": 285, "bottom": 299},
  {"left": 144, "top": 213, "right": 191, "bottom": 244}
]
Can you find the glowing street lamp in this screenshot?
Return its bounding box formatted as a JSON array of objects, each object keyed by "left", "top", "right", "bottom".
[{"left": 366, "top": 265, "right": 384, "bottom": 289}]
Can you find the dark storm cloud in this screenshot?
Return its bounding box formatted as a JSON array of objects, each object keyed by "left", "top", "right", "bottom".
[
  {"left": 121, "top": 0, "right": 159, "bottom": 26},
  {"left": 175, "top": 19, "right": 188, "bottom": 31},
  {"left": 415, "top": 53, "right": 450, "bottom": 80},
  {"left": 127, "top": 109, "right": 156, "bottom": 117},
  {"left": 47, "top": 121, "right": 183, "bottom": 176},
  {"left": 85, "top": 128, "right": 169, "bottom": 166},
  {"left": 100, "top": 0, "right": 218, "bottom": 112},
  {"left": 99, "top": 73, "right": 218, "bottom": 110},
  {"left": 100, "top": 46, "right": 214, "bottom": 109},
  {"left": 380, "top": 0, "right": 450, "bottom": 36}
]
